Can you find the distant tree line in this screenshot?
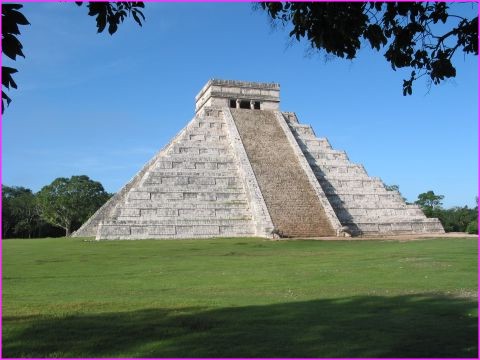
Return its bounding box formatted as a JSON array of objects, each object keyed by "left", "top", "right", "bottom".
[
  {"left": 386, "top": 186, "right": 478, "bottom": 234},
  {"left": 2, "top": 175, "right": 112, "bottom": 238},
  {"left": 413, "top": 190, "right": 478, "bottom": 234},
  {"left": 3, "top": 177, "right": 477, "bottom": 238}
]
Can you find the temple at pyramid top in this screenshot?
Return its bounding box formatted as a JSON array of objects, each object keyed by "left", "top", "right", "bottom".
[
  {"left": 195, "top": 79, "right": 281, "bottom": 113},
  {"left": 74, "top": 79, "right": 444, "bottom": 240}
]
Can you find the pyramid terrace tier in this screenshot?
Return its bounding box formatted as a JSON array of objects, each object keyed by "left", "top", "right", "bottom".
[
  {"left": 195, "top": 79, "right": 281, "bottom": 113},
  {"left": 283, "top": 111, "right": 444, "bottom": 236}
]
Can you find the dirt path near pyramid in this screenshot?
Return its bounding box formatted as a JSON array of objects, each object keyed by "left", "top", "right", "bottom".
[{"left": 231, "top": 108, "right": 335, "bottom": 237}]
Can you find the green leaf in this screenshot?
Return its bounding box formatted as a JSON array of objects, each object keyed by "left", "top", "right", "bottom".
[
  {"left": 2, "top": 16, "right": 21, "bottom": 35},
  {"left": 132, "top": 11, "right": 142, "bottom": 27},
  {"left": 2, "top": 4, "right": 23, "bottom": 11},
  {"left": 2, "top": 66, "right": 18, "bottom": 89},
  {"left": 9, "top": 9, "right": 30, "bottom": 25},
  {"left": 2, "top": 34, "right": 25, "bottom": 60},
  {"left": 2, "top": 90, "right": 12, "bottom": 114},
  {"left": 108, "top": 20, "right": 118, "bottom": 35},
  {"left": 97, "top": 14, "right": 107, "bottom": 33},
  {"left": 135, "top": 9, "right": 145, "bottom": 20}
]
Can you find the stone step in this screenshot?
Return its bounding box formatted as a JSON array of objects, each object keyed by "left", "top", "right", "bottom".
[
  {"left": 289, "top": 125, "right": 316, "bottom": 138},
  {"left": 201, "top": 107, "right": 225, "bottom": 118},
  {"left": 134, "top": 185, "right": 245, "bottom": 193},
  {"left": 337, "top": 212, "right": 426, "bottom": 223},
  {"left": 198, "top": 122, "right": 225, "bottom": 128},
  {"left": 172, "top": 137, "right": 230, "bottom": 146},
  {"left": 313, "top": 166, "right": 367, "bottom": 177},
  {"left": 323, "top": 190, "right": 394, "bottom": 199},
  {"left": 117, "top": 215, "right": 252, "bottom": 222},
  {"left": 316, "top": 174, "right": 372, "bottom": 182},
  {"left": 289, "top": 122, "right": 310, "bottom": 128},
  {"left": 104, "top": 218, "right": 255, "bottom": 226},
  {"left": 346, "top": 217, "right": 425, "bottom": 225},
  {"left": 335, "top": 207, "right": 417, "bottom": 217},
  {"left": 142, "top": 175, "right": 241, "bottom": 187},
  {"left": 185, "top": 127, "right": 226, "bottom": 136},
  {"left": 147, "top": 169, "right": 242, "bottom": 177},
  {"left": 328, "top": 195, "right": 409, "bottom": 207},
  {"left": 98, "top": 221, "right": 256, "bottom": 239},
  {"left": 319, "top": 177, "right": 385, "bottom": 186},
  {"left": 299, "top": 138, "right": 332, "bottom": 150},
  {"left": 149, "top": 169, "right": 240, "bottom": 177},
  {"left": 305, "top": 151, "right": 349, "bottom": 161},
  {"left": 117, "top": 207, "right": 252, "bottom": 219},
  {"left": 161, "top": 155, "right": 235, "bottom": 162},
  {"left": 194, "top": 121, "right": 226, "bottom": 130},
  {"left": 127, "top": 191, "right": 248, "bottom": 202},
  {"left": 330, "top": 199, "right": 409, "bottom": 209},
  {"left": 330, "top": 200, "right": 408, "bottom": 210},
  {"left": 345, "top": 219, "right": 445, "bottom": 235},
  {"left": 319, "top": 177, "right": 383, "bottom": 186},
  {"left": 308, "top": 158, "right": 352, "bottom": 167},
  {"left": 289, "top": 123, "right": 314, "bottom": 131},
  {"left": 283, "top": 112, "right": 300, "bottom": 124},
  {"left": 406, "top": 204, "right": 422, "bottom": 210},
  {"left": 153, "top": 161, "right": 237, "bottom": 171},
  {"left": 321, "top": 184, "right": 386, "bottom": 194},
  {"left": 169, "top": 146, "right": 230, "bottom": 156},
  {"left": 122, "top": 199, "right": 250, "bottom": 209},
  {"left": 184, "top": 134, "right": 229, "bottom": 142}
]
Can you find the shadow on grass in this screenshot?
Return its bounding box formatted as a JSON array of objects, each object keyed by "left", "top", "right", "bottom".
[{"left": 3, "top": 294, "right": 477, "bottom": 358}]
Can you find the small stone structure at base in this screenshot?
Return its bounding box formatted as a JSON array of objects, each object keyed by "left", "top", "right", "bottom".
[{"left": 73, "top": 79, "right": 444, "bottom": 240}]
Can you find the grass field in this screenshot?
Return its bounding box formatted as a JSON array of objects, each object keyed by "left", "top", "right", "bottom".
[{"left": 2, "top": 237, "right": 478, "bottom": 358}]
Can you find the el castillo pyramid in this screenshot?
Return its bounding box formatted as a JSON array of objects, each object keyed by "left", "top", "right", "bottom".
[{"left": 73, "top": 79, "right": 444, "bottom": 240}]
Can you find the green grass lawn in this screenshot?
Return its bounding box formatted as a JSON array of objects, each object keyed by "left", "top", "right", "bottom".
[{"left": 3, "top": 237, "right": 478, "bottom": 358}]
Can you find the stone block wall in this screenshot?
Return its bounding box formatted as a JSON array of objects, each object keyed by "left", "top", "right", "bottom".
[
  {"left": 95, "top": 108, "right": 261, "bottom": 240},
  {"left": 284, "top": 112, "right": 444, "bottom": 236}
]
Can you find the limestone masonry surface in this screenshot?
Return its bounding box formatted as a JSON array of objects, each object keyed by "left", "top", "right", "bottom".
[{"left": 73, "top": 79, "right": 444, "bottom": 239}]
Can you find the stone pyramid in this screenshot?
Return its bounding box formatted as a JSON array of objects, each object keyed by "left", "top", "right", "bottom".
[{"left": 73, "top": 80, "right": 444, "bottom": 239}]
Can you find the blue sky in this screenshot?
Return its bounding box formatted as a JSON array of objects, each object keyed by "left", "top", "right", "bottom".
[{"left": 2, "top": 2, "right": 478, "bottom": 208}]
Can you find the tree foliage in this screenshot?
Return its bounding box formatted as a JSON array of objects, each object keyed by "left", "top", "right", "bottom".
[
  {"left": 384, "top": 184, "right": 400, "bottom": 192},
  {"left": 414, "top": 191, "right": 477, "bottom": 233},
  {"left": 3, "top": 179, "right": 477, "bottom": 237},
  {"left": 36, "top": 175, "right": 111, "bottom": 236},
  {"left": 259, "top": 2, "right": 478, "bottom": 95},
  {"left": 1, "top": 2, "right": 145, "bottom": 114},
  {"left": 1, "top": 4, "right": 30, "bottom": 114},
  {"left": 465, "top": 219, "right": 478, "bottom": 234},
  {"left": 1, "top": 185, "right": 61, "bottom": 238},
  {"left": 431, "top": 206, "right": 477, "bottom": 233},
  {"left": 75, "top": 2, "right": 145, "bottom": 35},
  {"left": 414, "top": 190, "right": 444, "bottom": 216},
  {"left": 384, "top": 184, "right": 408, "bottom": 203},
  {"left": 2, "top": 178, "right": 111, "bottom": 238},
  {"left": 2, "top": 185, "right": 39, "bottom": 238}
]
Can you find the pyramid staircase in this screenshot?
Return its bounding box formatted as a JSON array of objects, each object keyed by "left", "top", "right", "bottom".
[{"left": 230, "top": 108, "right": 337, "bottom": 237}]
